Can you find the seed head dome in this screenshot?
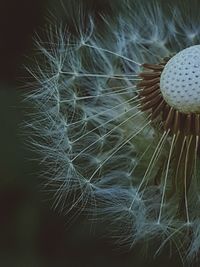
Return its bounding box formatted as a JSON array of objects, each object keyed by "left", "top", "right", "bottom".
[{"left": 160, "top": 45, "right": 200, "bottom": 114}]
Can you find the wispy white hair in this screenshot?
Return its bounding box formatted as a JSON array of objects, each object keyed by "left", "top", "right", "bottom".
[{"left": 26, "top": 0, "right": 200, "bottom": 263}]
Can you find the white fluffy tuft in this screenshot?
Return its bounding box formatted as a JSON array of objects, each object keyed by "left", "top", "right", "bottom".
[{"left": 26, "top": 0, "right": 200, "bottom": 263}]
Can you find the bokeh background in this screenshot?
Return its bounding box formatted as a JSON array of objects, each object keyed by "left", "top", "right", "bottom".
[{"left": 0, "top": 0, "right": 191, "bottom": 266}]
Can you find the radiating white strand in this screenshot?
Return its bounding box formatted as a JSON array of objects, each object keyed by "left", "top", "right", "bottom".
[
  {"left": 66, "top": 94, "right": 140, "bottom": 128},
  {"left": 88, "top": 118, "right": 152, "bottom": 183},
  {"left": 72, "top": 99, "right": 141, "bottom": 144},
  {"left": 194, "top": 135, "right": 199, "bottom": 185},
  {"left": 71, "top": 106, "right": 142, "bottom": 162},
  {"left": 155, "top": 224, "right": 186, "bottom": 260},
  {"left": 128, "top": 141, "right": 153, "bottom": 176},
  {"left": 84, "top": 43, "right": 142, "bottom": 66},
  {"left": 140, "top": 129, "right": 171, "bottom": 194},
  {"left": 184, "top": 135, "right": 193, "bottom": 224},
  {"left": 59, "top": 86, "right": 139, "bottom": 103},
  {"left": 157, "top": 134, "right": 176, "bottom": 224},
  {"left": 129, "top": 129, "right": 170, "bottom": 210},
  {"left": 60, "top": 71, "right": 140, "bottom": 79},
  {"left": 175, "top": 136, "right": 187, "bottom": 182}
]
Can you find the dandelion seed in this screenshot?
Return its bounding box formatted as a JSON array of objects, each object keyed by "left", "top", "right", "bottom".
[{"left": 26, "top": 0, "right": 200, "bottom": 264}]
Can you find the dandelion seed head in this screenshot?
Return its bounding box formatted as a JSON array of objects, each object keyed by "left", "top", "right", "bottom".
[{"left": 26, "top": 0, "right": 200, "bottom": 263}]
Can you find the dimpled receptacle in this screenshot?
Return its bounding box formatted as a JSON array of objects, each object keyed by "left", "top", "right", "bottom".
[{"left": 160, "top": 45, "right": 200, "bottom": 114}]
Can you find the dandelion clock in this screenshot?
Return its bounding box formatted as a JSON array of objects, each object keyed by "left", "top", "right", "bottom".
[{"left": 26, "top": 0, "right": 200, "bottom": 264}]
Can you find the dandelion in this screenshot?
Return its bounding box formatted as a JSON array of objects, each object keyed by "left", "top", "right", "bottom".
[{"left": 27, "top": 0, "right": 200, "bottom": 263}]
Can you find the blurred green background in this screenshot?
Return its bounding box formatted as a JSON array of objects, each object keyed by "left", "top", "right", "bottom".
[{"left": 0, "top": 0, "right": 188, "bottom": 266}]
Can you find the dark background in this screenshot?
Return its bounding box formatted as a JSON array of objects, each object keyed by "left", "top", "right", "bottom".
[{"left": 0, "top": 0, "right": 189, "bottom": 266}]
